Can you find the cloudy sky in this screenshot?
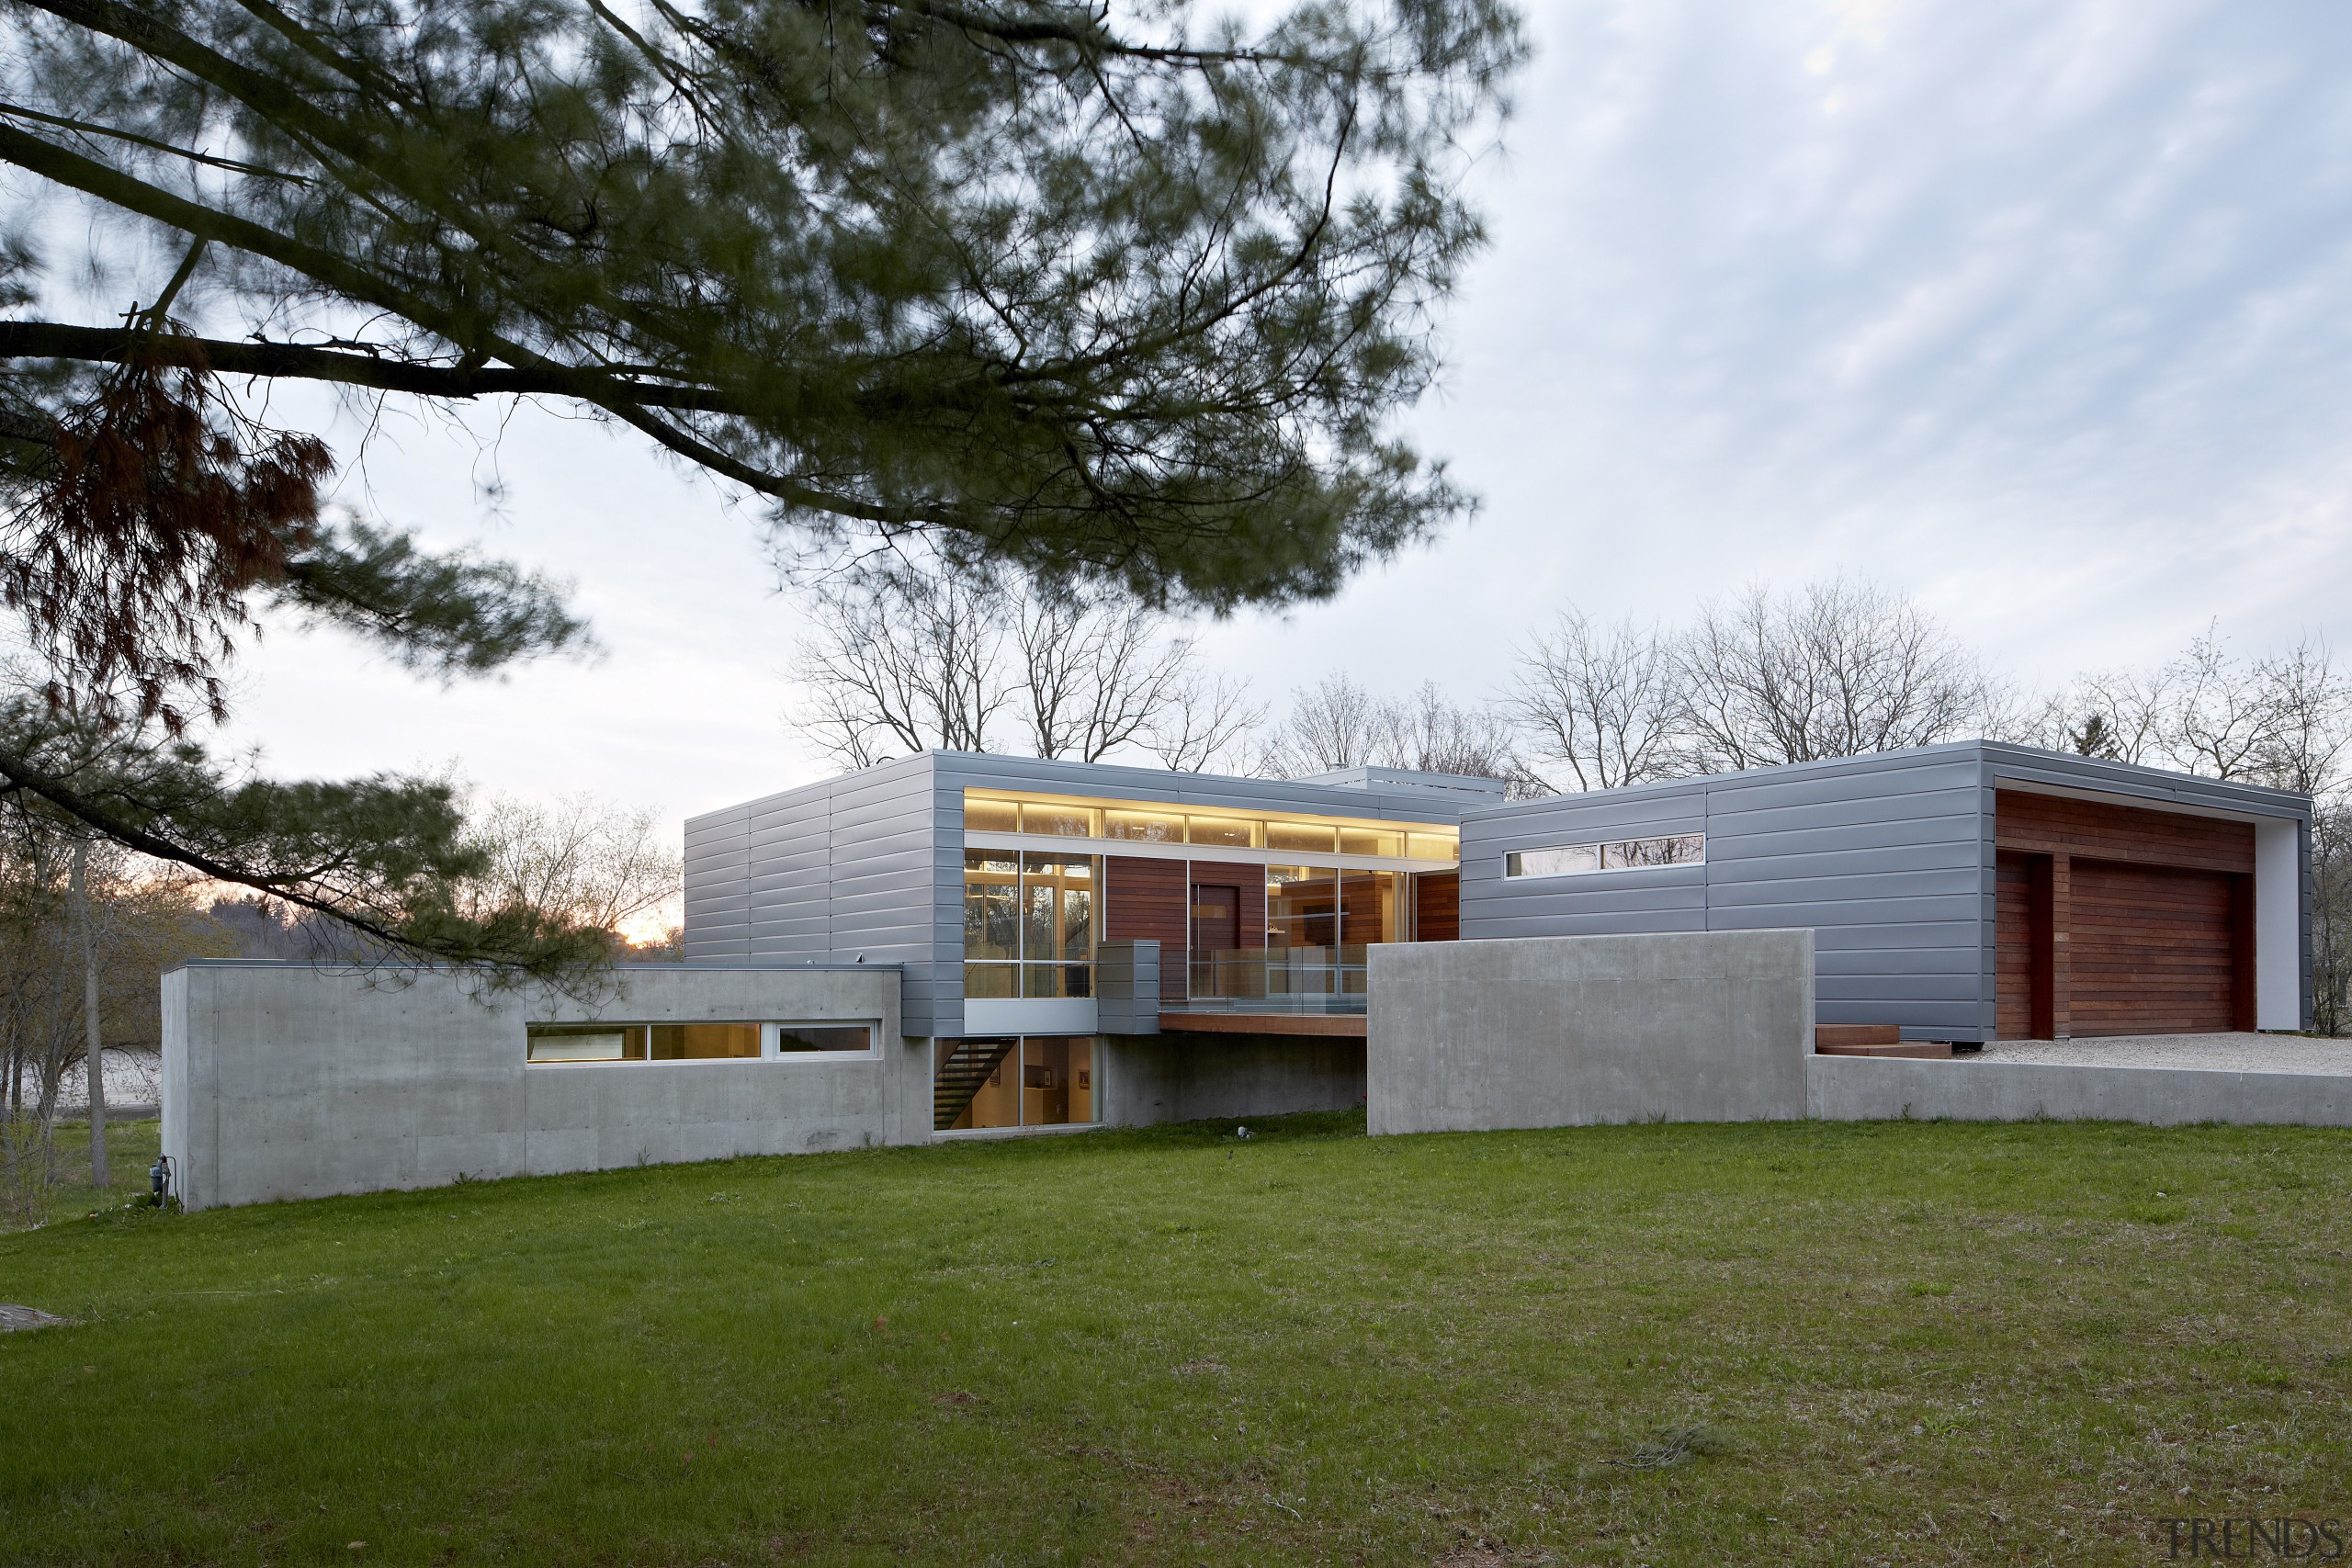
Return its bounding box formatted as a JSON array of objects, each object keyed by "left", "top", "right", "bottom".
[{"left": 215, "top": 0, "right": 2352, "bottom": 836}]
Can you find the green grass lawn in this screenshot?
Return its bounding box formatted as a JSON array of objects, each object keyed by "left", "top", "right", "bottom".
[{"left": 5, "top": 1112, "right": 2352, "bottom": 1565}]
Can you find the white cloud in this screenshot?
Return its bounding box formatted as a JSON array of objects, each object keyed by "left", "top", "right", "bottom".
[{"left": 173, "top": 0, "right": 2352, "bottom": 837}]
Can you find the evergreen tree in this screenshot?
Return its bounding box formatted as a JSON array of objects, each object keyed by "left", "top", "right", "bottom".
[{"left": 0, "top": 0, "right": 1521, "bottom": 970}]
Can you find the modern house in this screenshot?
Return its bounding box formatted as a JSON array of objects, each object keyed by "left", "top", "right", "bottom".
[
  {"left": 680, "top": 753, "right": 1498, "bottom": 1134},
  {"left": 157, "top": 740, "right": 2326, "bottom": 1211},
  {"left": 1457, "top": 740, "right": 2312, "bottom": 1042}
]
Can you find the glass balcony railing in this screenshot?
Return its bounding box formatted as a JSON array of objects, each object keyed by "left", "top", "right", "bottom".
[{"left": 1178, "top": 946, "right": 1371, "bottom": 1015}]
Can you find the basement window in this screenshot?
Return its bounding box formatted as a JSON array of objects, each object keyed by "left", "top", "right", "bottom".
[
  {"left": 526, "top": 1021, "right": 878, "bottom": 1065},
  {"left": 1505, "top": 834, "right": 1704, "bottom": 879}
]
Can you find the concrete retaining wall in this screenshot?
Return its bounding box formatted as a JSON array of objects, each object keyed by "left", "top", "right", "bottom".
[
  {"left": 1808, "top": 1055, "right": 2352, "bottom": 1127},
  {"left": 163, "top": 962, "right": 920, "bottom": 1212},
  {"left": 1102, "top": 1034, "right": 1365, "bottom": 1125},
  {"left": 1367, "top": 930, "right": 1815, "bottom": 1134}
]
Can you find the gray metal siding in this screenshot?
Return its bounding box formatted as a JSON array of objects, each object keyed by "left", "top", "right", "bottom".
[
  {"left": 1462, "top": 741, "right": 2316, "bottom": 1042},
  {"left": 1462, "top": 748, "right": 1992, "bottom": 1039}
]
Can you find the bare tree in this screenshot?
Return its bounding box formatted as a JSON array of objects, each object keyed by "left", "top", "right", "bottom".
[
  {"left": 1016, "top": 595, "right": 1193, "bottom": 762},
  {"left": 1677, "top": 580, "right": 2005, "bottom": 771},
  {"left": 787, "top": 574, "right": 1012, "bottom": 767},
  {"left": 1141, "top": 673, "right": 1267, "bottom": 774},
  {"left": 1381, "top": 682, "right": 1531, "bottom": 783},
  {"left": 1255, "top": 674, "right": 1392, "bottom": 776},
  {"left": 459, "top": 794, "right": 683, "bottom": 942},
  {"left": 1255, "top": 674, "right": 1530, "bottom": 785},
  {"left": 786, "top": 570, "right": 1261, "bottom": 771},
  {"left": 1508, "top": 612, "right": 1683, "bottom": 792}
]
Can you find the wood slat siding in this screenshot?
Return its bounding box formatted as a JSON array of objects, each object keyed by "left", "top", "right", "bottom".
[
  {"left": 1105, "top": 856, "right": 1188, "bottom": 1001},
  {"left": 1413, "top": 872, "right": 1459, "bottom": 942},
  {"left": 1995, "top": 852, "right": 2043, "bottom": 1040},
  {"left": 1995, "top": 790, "right": 2254, "bottom": 873},
  {"left": 2068, "top": 860, "right": 2237, "bottom": 1034},
  {"left": 1992, "top": 788, "right": 2259, "bottom": 1038}
]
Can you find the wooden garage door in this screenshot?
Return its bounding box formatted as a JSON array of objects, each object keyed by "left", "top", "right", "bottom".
[{"left": 2069, "top": 859, "right": 2239, "bottom": 1037}]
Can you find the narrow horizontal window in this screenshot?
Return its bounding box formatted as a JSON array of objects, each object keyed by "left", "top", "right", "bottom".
[
  {"left": 526, "top": 1021, "right": 879, "bottom": 1065},
  {"left": 526, "top": 1024, "right": 647, "bottom": 1063},
  {"left": 774, "top": 1023, "right": 877, "bottom": 1055},
  {"left": 1506, "top": 843, "right": 1600, "bottom": 879},
  {"left": 1505, "top": 835, "right": 1703, "bottom": 879}
]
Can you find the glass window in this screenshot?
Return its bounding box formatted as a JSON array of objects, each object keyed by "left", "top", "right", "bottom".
[
  {"left": 1341, "top": 869, "right": 1401, "bottom": 948},
  {"left": 963, "top": 852, "right": 1020, "bottom": 962},
  {"left": 774, "top": 1024, "right": 875, "bottom": 1055},
  {"left": 964, "top": 963, "right": 1017, "bottom": 998},
  {"left": 1266, "top": 865, "right": 1340, "bottom": 950},
  {"left": 1102, "top": 808, "right": 1183, "bottom": 842},
  {"left": 1267, "top": 820, "right": 1337, "bottom": 854},
  {"left": 967, "top": 852, "right": 1098, "bottom": 998},
  {"left": 650, "top": 1023, "right": 761, "bottom": 1060},
  {"left": 1604, "top": 835, "right": 1706, "bottom": 869},
  {"left": 1406, "top": 832, "right": 1457, "bottom": 861},
  {"left": 1187, "top": 816, "right": 1259, "bottom": 848},
  {"left": 1507, "top": 836, "right": 1703, "bottom": 877},
  {"left": 1021, "top": 853, "right": 1095, "bottom": 961},
  {"left": 526, "top": 1024, "right": 647, "bottom": 1063},
  {"left": 1020, "top": 802, "right": 1100, "bottom": 838},
  {"left": 1508, "top": 843, "right": 1600, "bottom": 878},
  {"left": 964, "top": 796, "right": 1020, "bottom": 834},
  {"left": 938, "top": 1038, "right": 1021, "bottom": 1130},
  {"left": 1022, "top": 1037, "right": 1095, "bottom": 1125},
  {"left": 1340, "top": 828, "right": 1405, "bottom": 858}
]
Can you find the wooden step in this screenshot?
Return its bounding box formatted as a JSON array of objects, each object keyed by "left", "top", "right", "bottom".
[
  {"left": 1815, "top": 1024, "right": 1901, "bottom": 1049},
  {"left": 1815, "top": 1041, "right": 1954, "bottom": 1059}
]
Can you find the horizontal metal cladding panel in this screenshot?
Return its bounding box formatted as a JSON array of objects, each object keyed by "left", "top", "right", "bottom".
[
  {"left": 1706, "top": 867, "right": 1983, "bottom": 906},
  {"left": 1467, "top": 881, "right": 1709, "bottom": 919},
  {"left": 1817, "top": 973, "right": 1983, "bottom": 1002},
  {"left": 1464, "top": 805, "right": 1705, "bottom": 846},
  {"left": 744, "top": 915, "right": 829, "bottom": 942},
  {"left": 1702, "top": 786, "right": 1983, "bottom": 839},
  {"left": 824, "top": 792, "right": 938, "bottom": 843},
  {"left": 1983, "top": 745, "right": 2310, "bottom": 818},
  {"left": 933, "top": 754, "right": 1478, "bottom": 824},
  {"left": 1819, "top": 1000, "right": 1982, "bottom": 1033},
  {"left": 819, "top": 815, "right": 935, "bottom": 861},
  {"left": 684, "top": 802, "right": 752, "bottom": 835},
  {"left": 744, "top": 791, "right": 833, "bottom": 826},
  {"left": 1744, "top": 918, "right": 1981, "bottom": 952},
  {"left": 744, "top": 824, "right": 831, "bottom": 860},
  {"left": 1815, "top": 945, "right": 1984, "bottom": 975},
  {"left": 825, "top": 872, "right": 938, "bottom": 917},
  {"left": 823, "top": 843, "right": 938, "bottom": 882},
  {"left": 1702, "top": 840, "right": 1981, "bottom": 883},
  {"left": 1705, "top": 815, "right": 1984, "bottom": 860},
  {"left": 745, "top": 869, "right": 831, "bottom": 900},
  {"left": 1460, "top": 909, "right": 1710, "bottom": 939},
  {"left": 1704, "top": 884, "right": 1975, "bottom": 919},
  {"left": 1700, "top": 753, "right": 1984, "bottom": 809}
]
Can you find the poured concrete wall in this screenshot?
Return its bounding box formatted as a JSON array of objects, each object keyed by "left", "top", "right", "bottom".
[
  {"left": 162, "top": 963, "right": 917, "bottom": 1212},
  {"left": 1367, "top": 930, "right": 1815, "bottom": 1134},
  {"left": 1808, "top": 1055, "right": 2352, "bottom": 1127},
  {"left": 1102, "top": 1034, "right": 1366, "bottom": 1125}
]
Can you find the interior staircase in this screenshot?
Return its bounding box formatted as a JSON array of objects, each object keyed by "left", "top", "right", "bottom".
[{"left": 933, "top": 1038, "right": 1019, "bottom": 1131}]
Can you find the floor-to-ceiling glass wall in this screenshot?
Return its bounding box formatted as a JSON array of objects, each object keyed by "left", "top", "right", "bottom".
[
  {"left": 934, "top": 1036, "right": 1097, "bottom": 1131},
  {"left": 964, "top": 852, "right": 1097, "bottom": 999}
]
